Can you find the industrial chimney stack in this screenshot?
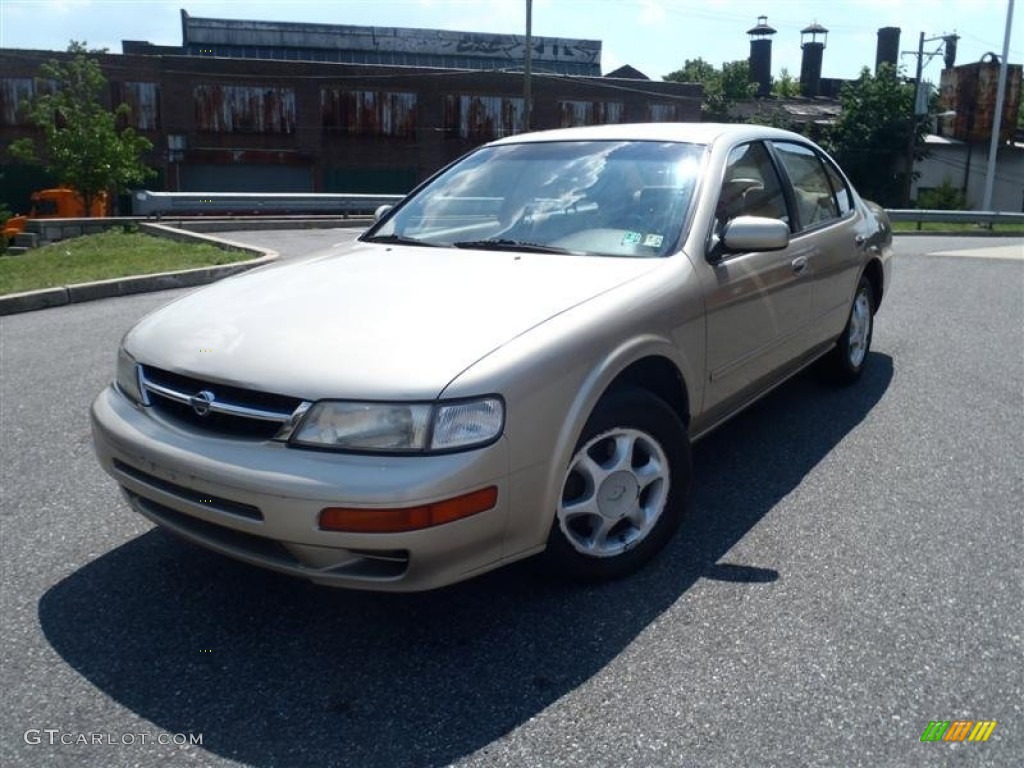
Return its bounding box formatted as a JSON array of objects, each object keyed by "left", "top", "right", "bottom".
[
  {"left": 800, "top": 22, "right": 828, "bottom": 97},
  {"left": 875, "top": 27, "right": 901, "bottom": 74},
  {"left": 943, "top": 34, "right": 958, "bottom": 70},
  {"left": 747, "top": 15, "right": 777, "bottom": 97}
]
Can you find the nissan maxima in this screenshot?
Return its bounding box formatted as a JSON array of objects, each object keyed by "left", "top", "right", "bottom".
[{"left": 91, "top": 123, "right": 892, "bottom": 591}]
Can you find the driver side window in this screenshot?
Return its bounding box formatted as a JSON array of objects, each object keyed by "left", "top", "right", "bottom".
[{"left": 714, "top": 141, "right": 789, "bottom": 238}]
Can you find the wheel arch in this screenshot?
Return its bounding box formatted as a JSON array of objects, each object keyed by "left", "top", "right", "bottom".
[
  {"left": 602, "top": 355, "right": 691, "bottom": 430},
  {"left": 863, "top": 257, "right": 885, "bottom": 312},
  {"left": 533, "top": 339, "right": 694, "bottom": 550},
  {"left": 563, "top": 343, "right": 694, "bottom": 463}
]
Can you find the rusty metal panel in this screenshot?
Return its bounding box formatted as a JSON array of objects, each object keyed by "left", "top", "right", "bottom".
[
  {"left": 321, "top": 89, "right": 416, "bottom": 137},
  {"left": 193, "top": 83, "right": 296, "bottom": 133},
  {"left": 558, "top": 100, "right": 624, "bottom": 128},
  {"left": 444, "top": 95, "right": 523, "bottom": 139},
  {"left": 940, "top": 62, "right": 1023, "bottom": 143},
  {"left": 0, "top": 78, "right": 35, "bottom": 125},
  {"left": 647, "top": 103, "right": 685, "bottom": 122},
  {"left": 114, "top": 81, "right": 160, "bottom": 130}
]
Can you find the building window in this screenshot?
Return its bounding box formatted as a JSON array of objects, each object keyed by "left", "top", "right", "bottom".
[
  {"left": 113, "top": 81, "right": 161, "bottom": 131},
  {"left": 444, "top": 95, "right": 524, "bottom": 139},
  {"left": 0, "top": 78, "right": 36, "bottom": 125},
  {"left": 321, "top": 89, "right": 417, "bottom": 137},
  {"left": 193, "top": 84, "right": 296, "bottom": 134},
  {"left": 647, "top": 103, "right": 685, "bottom": 122},
  {"left": 558, "top": 100, "right": 624, "bottom": 128}
]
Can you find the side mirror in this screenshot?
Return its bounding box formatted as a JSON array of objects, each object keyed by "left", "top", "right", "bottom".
[
  {"left": 374, "top": 204, "right": 393, "bottom": 222},
  {"left": 720, "top": 216, "right": 790, "bottom": 253}
]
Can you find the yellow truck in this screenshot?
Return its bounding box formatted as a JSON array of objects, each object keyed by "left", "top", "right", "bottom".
[{"left": 2, "top": 188, "right": 108, "bottom": 241}]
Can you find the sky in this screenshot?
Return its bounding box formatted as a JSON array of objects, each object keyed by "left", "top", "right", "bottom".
[{"left": 0, "top": 0, "right": 1019, "bottom": 86}]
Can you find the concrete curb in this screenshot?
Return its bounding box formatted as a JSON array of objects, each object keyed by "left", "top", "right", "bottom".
[
  {"left": 157, "top": 217, "right": 373, "bottom": 233},
  {"left": 893, "top": 230, "right": 1024, "bottom": 238},
  {"left": 0, "top": 225, "right": 278, "bottom": 317}
]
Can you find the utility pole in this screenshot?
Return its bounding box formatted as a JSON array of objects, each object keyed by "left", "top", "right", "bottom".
[
  {"left": 902, "top": 32, "right": 926, "bottom": 208},
  {"left": 901, "top": 31, "right": 954, "bottom": 207},
  {"left": 523, "top": 0, "right": 533, "bottom": 133},
  {"left": 981, "top": 0, "right": 1014, "bottom": 211}
]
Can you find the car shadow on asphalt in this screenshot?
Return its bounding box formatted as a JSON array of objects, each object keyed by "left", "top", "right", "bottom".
[{"left": 39, "top": 354, "right": 893, "bottom": 767}]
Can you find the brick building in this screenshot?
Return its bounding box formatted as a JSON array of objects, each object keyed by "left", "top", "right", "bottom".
[{"left": 0, "top": 12, "right": 701, "bottom": 211}]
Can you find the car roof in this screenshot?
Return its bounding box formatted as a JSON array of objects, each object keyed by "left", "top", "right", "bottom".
[{"left": 488, "top": 122, "right": 807, "bottom": 148}]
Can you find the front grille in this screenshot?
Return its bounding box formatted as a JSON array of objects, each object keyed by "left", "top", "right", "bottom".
[
  {"left": 140, "top": 365, "right": 306, "bottom": 440},
  {"left": 150, "top": 397, "right": 286, "bottom": 439},
  {"left": 114, "top": 459, "right": 263, "bottom": 521}
]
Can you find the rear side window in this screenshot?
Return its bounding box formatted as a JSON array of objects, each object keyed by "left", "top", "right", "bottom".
[
  {"left": 822, "top": 157, "right": 854, "bottom": 216},
  {"left": 771, "top": 141, "right": 840, "bottom": 230}
]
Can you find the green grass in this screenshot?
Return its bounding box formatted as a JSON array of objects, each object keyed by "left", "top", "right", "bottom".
[
  {"left": 0, "top": 230, "right": 254, "bottom": 296},
  {"left": 892, "top": 221, "right": 1024, "bottom": 234}
]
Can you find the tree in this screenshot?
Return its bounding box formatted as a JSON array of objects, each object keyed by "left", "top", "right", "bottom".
[
  {"left": 771, "top": 68, "right": 800, "bottom": 99},
  {"left": 664, "top": 58, "right": 755, "bottom": 121},
  {"left": 10, "top": 41, "right": 154, "bottom": 216},
  {"left": 720, "top": 60, "right": 757, "bottom": 101},
  {"left": 823, "top": 64, "right": 927, "bottom": 207},
  {"left": 663, "top": 57, "right": 717, "bottom": 86}
]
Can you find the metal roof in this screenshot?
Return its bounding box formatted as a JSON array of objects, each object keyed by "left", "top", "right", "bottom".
[{"left": 179, "top": 10, "right": 601, "bottom": 75}]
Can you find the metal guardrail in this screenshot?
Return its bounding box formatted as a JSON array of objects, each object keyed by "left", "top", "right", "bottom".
[
  {"left": 132, "top": 191, "right": 405, "bottom": 217},
  {"left": 885, "top": 209, "right": 1024, "bottom": 225},
  {"left": 132, "top": 194, "right": 1024, "bottom": 225},
  {"left": 124, "top": 192, "right": 1024, "bottom": 226}
]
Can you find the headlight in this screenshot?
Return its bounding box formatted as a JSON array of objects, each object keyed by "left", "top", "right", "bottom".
[
  {"left": 431, "top": 398, "right": 504, "bottom": 450},
  {"left": 291, "top": 402, "right": 433, "bottom": 452},
  {"left": 290, "top": 397, "right": 504, "bottom": 453},
  {"left": 115, "top": 347, "right": 144, "bottom": 404}
]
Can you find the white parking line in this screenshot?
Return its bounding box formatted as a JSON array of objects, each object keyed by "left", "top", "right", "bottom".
[{"left": 929, "top": 243, "right": 1024, "bottom": 261}]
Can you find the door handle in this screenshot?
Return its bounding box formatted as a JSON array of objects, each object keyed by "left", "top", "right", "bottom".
[{"left": 791, "top": 256, "right": 808, "bottom": 274}]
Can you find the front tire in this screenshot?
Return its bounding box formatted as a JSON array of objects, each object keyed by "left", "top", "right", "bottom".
[
  {"left": 545, "top": 389, "right": 690, "bottom": 581},
  {"left": 825, "top": 275, "right": 874, "bottom": 384}
]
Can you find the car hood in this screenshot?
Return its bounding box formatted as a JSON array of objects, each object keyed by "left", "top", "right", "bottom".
[{"left": 126, "top": 242, "right": 662, "bottom": 400}]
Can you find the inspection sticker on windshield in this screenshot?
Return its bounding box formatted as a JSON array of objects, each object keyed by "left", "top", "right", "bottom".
[
  {"left": 621, "top": 231, "right": 643, "bottom": 245},
  {"left": 642, "top": 234, "right": 664, "bottom": 248}
]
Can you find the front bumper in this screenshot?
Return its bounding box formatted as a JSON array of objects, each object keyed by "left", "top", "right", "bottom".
[{"left": 91, "top": 385, "right": 512, "bottom": 591}]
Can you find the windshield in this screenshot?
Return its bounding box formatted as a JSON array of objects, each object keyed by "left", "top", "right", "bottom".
[{"left": 366, "top": 140, "right": 705, "bottom": 258}]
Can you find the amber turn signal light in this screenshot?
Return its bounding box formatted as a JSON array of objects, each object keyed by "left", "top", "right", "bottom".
[{"left": 319, "top": 486, "right": 498, "bottom": 533}]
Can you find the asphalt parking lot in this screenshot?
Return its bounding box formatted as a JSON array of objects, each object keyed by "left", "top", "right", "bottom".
[{"left": 1, "top": 233, "right": 1021, "bottom": 767}]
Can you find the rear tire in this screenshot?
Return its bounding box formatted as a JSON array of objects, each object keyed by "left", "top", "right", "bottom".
[
  {"left": 824, "top": 275, "right": 874, "bottom": 385},
  {"left": 544, "top": 389, "right": 690, "bottom": 581}
]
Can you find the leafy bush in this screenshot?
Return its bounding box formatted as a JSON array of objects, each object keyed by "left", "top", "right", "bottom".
[{"left": 917, "top": 177, "right": 968, "bottom": 210}]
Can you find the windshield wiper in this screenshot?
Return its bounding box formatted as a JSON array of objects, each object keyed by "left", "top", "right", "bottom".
[
  {"left": 363, "top": 233, "right": 439, "bottom": 247},
  {"left": 452, "top": 239, "right": 582, "bottom": 255}
]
